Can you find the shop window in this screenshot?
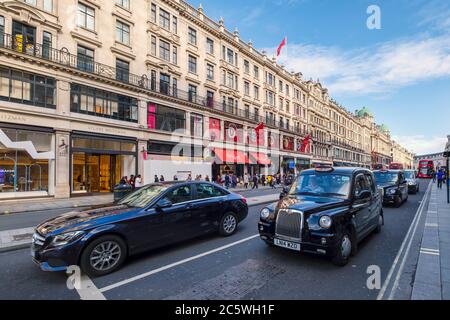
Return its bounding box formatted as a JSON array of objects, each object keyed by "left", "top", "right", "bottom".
[
  {"left": 0, "top": 127, "right": 54, "bottom": 195},
  {"left": 191, "top": 114, "right": 203, "bottom": 138},
  {"left": 71, "top": 84, "right": 138, "bottom": 123},
  {"left": 0, "top": 67, "right": 56, "bottom": 108},
  {"left": 147, "top": 103, "right": 185, "bottom": 132}
]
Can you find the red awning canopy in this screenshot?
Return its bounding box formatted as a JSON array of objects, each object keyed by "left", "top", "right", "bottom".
[
  {"left": 250, "top": 152, "right": 272, "bottom": 165},
  {"left": 213, "top": 148, "right": 249, "bottom": 164}
]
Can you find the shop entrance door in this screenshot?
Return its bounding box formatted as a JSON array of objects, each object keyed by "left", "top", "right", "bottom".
[
  {"left": 86, "top": 154, "right": 116, "bottom": 193},
  {"left": 99, "top": 155, "right": 112, "bottom": 192},
  {"left": 86, "top": 155, "right": 100, "bottom": 193}
]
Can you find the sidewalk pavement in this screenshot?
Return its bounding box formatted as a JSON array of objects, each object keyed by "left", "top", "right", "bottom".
[
  {"left": 0, "top": 192, "right": 279, "bottom": 252},
  {"left": 0, "top": 185, "right": 281, "bottom": 215},
  {"left": 412, "top": 182, "right": 450, "bottom": 300}
]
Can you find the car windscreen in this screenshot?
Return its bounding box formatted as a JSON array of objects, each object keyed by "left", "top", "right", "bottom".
[
  {"left": 118, "top": 185, "right": 169, "bottom": 208},
  {"left": 374, "top": 172, "right": 398, "bottom": 185},
  {"left": 404, "top": 171, "right": 415, "bottom": 179},
  {"left": 288, "top": 173, "right": 351, "bottom": 198}
]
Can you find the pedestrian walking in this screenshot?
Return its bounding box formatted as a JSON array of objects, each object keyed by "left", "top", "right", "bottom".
[
  {"left": 154, "top": 175, "right": 159, "bottom": 183},
  {"left": 252, "top": 174, "right": 259, "bottom": 189},
  {"left": 437, "top": 170, "right": 444, "bottom": 189},
  {"left": 432, "top": 170, "right": 437, "bottom": 183},
  {"left": 205, "top": 175, "right": 210, "bottom": 182},
  {"left": 135, "top": 175, "right": 143, "bottom": 188},
  {"left": 187, "top": 174, "right": 192, "bottom": 181},
  {"left": 173, "top": 174, "right": 178, "bottom": 181},
  {"left": 244, "top": 173, "right": 249, "bottom": 189},
  {"left": 225, "top": 174, "right": 230, "bottom": 189},
  {"left": 130, "top": 175, "right": 136, "bottom": 190},
  {"left": 160, "top": 175, "right": 165, "bottom": 182}
]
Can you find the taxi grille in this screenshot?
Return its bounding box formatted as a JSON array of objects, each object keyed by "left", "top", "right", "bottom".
[{"left": 275, "top": 209, "right": 303, "bottom": 241}]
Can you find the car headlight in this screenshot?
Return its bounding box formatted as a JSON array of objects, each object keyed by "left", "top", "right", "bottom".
[
  {"left": 388, "top": 188, "right": 397, "bottom": 195},
  {"left": 319, "top": 215, "right": 332, "bottom": 229},
  {"left": 51, "top": 231, "right": 85, "bottom": 247},
  {"left": 260, "top": 208, "right": 271, "bottom": 220}
]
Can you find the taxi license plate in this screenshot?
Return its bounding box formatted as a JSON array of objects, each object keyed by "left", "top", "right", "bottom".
[{"left": 274, "top": 238, "right": 301, "bottom": 251}]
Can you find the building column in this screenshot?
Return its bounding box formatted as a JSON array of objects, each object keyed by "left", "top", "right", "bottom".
[
  {"left": 54, "top": 130, "right": 71, "bottom": 199},
  {"left": 138, "top": 99, "right": 148, "bottom": 128},
  {"left": 137, "top": 139, "right": 147, "bottom": 183}
]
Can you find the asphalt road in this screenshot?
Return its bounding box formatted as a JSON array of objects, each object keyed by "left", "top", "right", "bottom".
[{"left": 0, "top": 180, "right": 430, "bottom": 300}]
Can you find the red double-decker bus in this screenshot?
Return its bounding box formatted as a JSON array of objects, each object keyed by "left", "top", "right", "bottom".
[{"left": 418, "top": 160, "right": 434, "bottom": 178}]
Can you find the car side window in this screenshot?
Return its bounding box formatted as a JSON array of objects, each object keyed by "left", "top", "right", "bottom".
[
  {"left": 195, "top": 184, "right": 226, "bottom": 199},
  {"left": 164, "top": 186, "right": 192, "bottom": 204},
  {"left": 355, "top": 174, "right": 369, "bottom": 196},
  {"left": 365, "top": 175, "right": 376, "bottom": 194}
]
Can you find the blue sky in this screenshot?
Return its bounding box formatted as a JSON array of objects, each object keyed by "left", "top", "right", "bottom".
[{"left": 189, "top": 0, "right": 450, "bottom": 154}]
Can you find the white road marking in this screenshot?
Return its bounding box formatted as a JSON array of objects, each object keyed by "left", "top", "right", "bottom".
[
  {"left": 75, "top": 275, "right": 106, "bottom": 300},
  {"left": 377, "top": 181, "right": 432, "bottom": 300},
  {"left": 99, "top": 234, "right": 260, "bottom": 293}
]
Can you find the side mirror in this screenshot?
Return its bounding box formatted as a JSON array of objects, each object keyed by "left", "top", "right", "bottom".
[{"left": 155, "top": 198, "right": 173, "bottom": 210}]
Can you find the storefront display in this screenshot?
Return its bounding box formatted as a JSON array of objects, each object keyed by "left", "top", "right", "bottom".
[
  {"left": 71, "top": 133, "right": 137, "bottom": 194},
  {"left": 0, "top": 126, "right": 55, "bottom": 197}
]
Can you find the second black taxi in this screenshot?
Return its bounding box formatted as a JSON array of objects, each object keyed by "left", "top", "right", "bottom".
[
  {"left": 259, "top": 167, "right": 383, "bottom": 266},
  {"left": 373, "top": 170, "right": 409, "bottom": 207}
]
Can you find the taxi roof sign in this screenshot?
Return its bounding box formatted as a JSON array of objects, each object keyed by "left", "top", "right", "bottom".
[{"left": 315, "top": 165, "right": 334, "bottom": 173}]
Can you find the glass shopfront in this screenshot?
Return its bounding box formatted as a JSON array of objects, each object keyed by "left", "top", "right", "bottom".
[
  {"left": 0, "top": 126, "right": 55, "bottom": 197},
  {"left": 71, "top": 134, "right": 137, "bottom": 194}
]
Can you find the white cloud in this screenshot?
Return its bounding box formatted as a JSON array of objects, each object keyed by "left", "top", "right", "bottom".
[
  {"left": 265, "top": 33, "right": 450, "bottom": 95},
  {"left": 392, "top": 135, "right": 448, "bottom": 155}
]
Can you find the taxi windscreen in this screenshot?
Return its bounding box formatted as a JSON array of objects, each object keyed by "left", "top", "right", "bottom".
[{"left": 289, "top": 174, "right": 351, "bottom": 198}]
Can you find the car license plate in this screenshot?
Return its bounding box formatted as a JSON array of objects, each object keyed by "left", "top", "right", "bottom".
[{"left": 274, "top": 238, "right": 301, "bottom": 251}]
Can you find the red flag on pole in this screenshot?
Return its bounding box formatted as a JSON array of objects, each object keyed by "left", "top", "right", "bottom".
[{"left": 277, "top": 37, "right": 287, "bottom": 57}]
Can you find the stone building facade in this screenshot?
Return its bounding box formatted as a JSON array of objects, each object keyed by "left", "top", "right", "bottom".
[{"left": 0, "top": 0, "right": 411, "bottom": 199}]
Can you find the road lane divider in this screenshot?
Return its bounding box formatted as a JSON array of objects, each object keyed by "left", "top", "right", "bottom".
[
  {"left": 377, "top": 180, "right": 432, "bottom": 300},
  {"left": 99, "top": 234, "right": 260, "bottom": 293}
]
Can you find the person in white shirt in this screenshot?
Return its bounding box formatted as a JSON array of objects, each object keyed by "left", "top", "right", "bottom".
[{"left": 135, "top": 175, "right": 143, "bottom": 188}]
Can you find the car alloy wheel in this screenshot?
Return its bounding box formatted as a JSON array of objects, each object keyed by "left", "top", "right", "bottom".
[
  {"left": 80, "top": 235, "right": 127, "bottom": 277},
  {"left": 332, "top": 231, "right": 352, "bottom": 266},
  {"left": 220, "top": 212, "right": 238, "bottom": 236},
  {"left": 341, "top": 235, "right": 352, "bottom": 258},
  {"left": 90, "top": 241, "right": 122, "bottom": 272}
]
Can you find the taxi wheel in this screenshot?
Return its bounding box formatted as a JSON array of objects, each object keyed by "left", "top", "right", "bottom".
[
  {"left": 331, "top": 231, "right": 352, "bottom": 266},
  {"left": 394, "top": 196, "right": 402, "bottom": 208},
  {"left": 374, "top": 211, "right": 383, "bottom": 234},
  {"left": 80, "top": 235, "right": 127, "bottom": 277}
]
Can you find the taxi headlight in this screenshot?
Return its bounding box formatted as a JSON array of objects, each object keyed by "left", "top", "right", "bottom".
[
  {"left": 319, "top": 215, "right": 332, "bottom": 229},
  {"left": 260, "top": 208, "right": 271, "bottom": 220}
]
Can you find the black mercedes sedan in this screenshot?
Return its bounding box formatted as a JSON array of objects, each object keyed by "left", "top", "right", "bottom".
[
  {"left": 31, "top": 182, "right": 248, "bottom": 277},
  {"left": 259, "top": 167, "right": 383, "bottom": 266}
]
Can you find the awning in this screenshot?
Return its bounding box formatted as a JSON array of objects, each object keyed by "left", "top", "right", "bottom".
[
  {"left": 250, "top": 152, "right": 272, "bottom": 165},
  {"left": 213, "top": 148, "right": 249, "bottom": 164}
]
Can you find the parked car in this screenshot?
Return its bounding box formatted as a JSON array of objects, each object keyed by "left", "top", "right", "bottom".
[
  {"left": 373, "top": 170, "right": 408, "bottom": 207},
  {"left": 259, "top": 167, "right": 383, "bottom": 266},
  {"left": 404, "top": 170, "right": 420, "bottom": 194},
  {"left": 31, "top": 182, "right": 248, "bottom": 277}
]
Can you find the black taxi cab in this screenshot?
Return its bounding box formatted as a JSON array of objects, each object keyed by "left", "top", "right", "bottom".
[
  {"left": 373, "top": 170, "right": 409, "bottom": 207},
  {"left": 258, "top": 167, "right": 383, "bottom": 266}
]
